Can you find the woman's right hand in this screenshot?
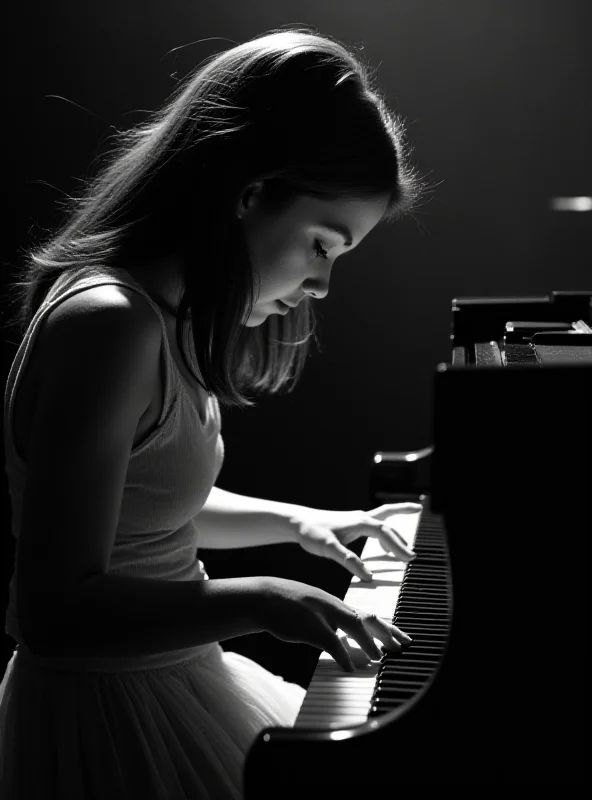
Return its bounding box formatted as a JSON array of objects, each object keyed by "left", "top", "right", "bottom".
[{"left": 257, "top": 576, "right": 412, "bottom": 672}]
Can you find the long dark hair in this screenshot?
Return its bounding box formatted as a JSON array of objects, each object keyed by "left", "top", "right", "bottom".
[{"left": 3, "top": 26, "right": 432, "bottom": 410}]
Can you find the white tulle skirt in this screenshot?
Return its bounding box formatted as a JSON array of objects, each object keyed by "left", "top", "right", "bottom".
[{"left": 0, "top": 640, "right": 305, "bottom": 799}]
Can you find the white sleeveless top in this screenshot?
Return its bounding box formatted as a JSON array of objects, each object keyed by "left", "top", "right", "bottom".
[{"left": 3, "top": 267, "right": 225, "bottom": 668}]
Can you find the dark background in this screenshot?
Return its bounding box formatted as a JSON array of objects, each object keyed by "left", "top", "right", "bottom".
[{"left": 2, "top": 1, "right": 591, "bottom": 681}]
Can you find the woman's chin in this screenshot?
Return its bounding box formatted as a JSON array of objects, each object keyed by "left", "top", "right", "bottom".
[{"left": 243, "top": 301, "right": 285, "bottom": 326}]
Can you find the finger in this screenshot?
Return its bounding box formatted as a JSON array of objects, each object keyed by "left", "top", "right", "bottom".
[
  {"left": 334, "top": 543, "right": 373, "bottom": 582},
  {"left": 345, "top": 614, "right": 384, "bottom": 661},
  {"left": 362, "top": 615, "right": 412, "bottom": 651},
  {"left": 337, "top": 630, "right": 372, "bottom": 667},
  {"left": 314, "top": 618, "right": 357, "bottom": 672},
  {"left": 390, "top": 624, "right": 413, "bottom": 646},
  {"left": 364, "top": 517, "right": 415, "bottom": 554},
  {"left": 380, "top": 523, "right": 415, "bottom": 552},
  {"left": 378, "top": 524, "right": 416, "bottom": 561},
  {"left": 391, "top": 502, "right": 423, "bottom": 513},
  {"left": 329, "top": 635, "right": 357, "bottom": 672},
  {"left": 371, "top": 503, "right": 423, "bottom": 517}
]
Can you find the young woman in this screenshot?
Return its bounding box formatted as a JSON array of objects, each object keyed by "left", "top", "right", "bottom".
[{"left": 0, "top": 26, "right": 430, "bottom": 800}]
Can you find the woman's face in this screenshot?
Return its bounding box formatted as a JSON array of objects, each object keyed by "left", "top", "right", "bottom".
[{"left": 237, "top": 183, "right": 390, "bottom": 326}]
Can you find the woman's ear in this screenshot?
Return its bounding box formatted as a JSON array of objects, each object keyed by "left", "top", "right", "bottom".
[{"left": 235, "top": 180, "right": 265, "bottom": 219}]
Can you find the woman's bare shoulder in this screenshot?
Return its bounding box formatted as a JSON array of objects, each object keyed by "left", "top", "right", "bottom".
[{"left": 43, "top": 282, "right": 161, "bottom": 338}]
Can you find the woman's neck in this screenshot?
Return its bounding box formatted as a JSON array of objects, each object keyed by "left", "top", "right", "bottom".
[{"left": 122, "top": 261, "right": 186, "bottom": 318}]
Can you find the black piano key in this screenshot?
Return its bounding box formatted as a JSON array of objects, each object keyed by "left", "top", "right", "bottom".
[
  {"left": 395, "top": 624, "right": 447, "bottom": 633},
  {"left": 378, "top": 669, "right": 434, "bottom": 680},
  {"left": 373, "top": 688, "right": 418, "bottom": 702},
  {"left": 400, "top": 574, "right": 447, "bottom": 585},
  {"left": 401, "top": 575, "right": 448, "bottom": 585},
  {"left": 379, "top": 668, "right": 438, "bottom": 679},
  {"left": 394, "top": 600, "right": 448, "bottom": 622},
  {"left": 364, "top": 506, "right": 452, "bottom": 721},
  {"left": 370, "top": 697, "right": 413, "bottom": 712},
  {"left": 388, "top": 642, "right": 445, "bottom": 653},
  {"left": 380, "top": 650, "right": 437, "bottom": 660},
  {"left": 395, "top": 628, "right": 448, "bottom": 637},
  {"left": 396, "top": 616, "right": 448, "bottom": 626},
  {"left": 380, "top": 661, "right": 438, "bottom": 671},
  {"left": 396, "top": 611, "right": 449, "bottom": 621},
  {"left": 380, "top": 654, "right": 438, "bottom": 665},
  {"left": 399, "top": 589, "right": 447, "bottom": 599},
  {"left": 392, "top": 640, "right": 447, "bottom": 649},
  {"left": 395, "top": 603, "right": 446, "bottom": 613},
  {"left": 375, "top": 681, "right": 425, "bottom": 693},
  {"left": 381, "top": 650, "right": 440, "bottom": 662},
  {"left": 384, "top": 653, "right": 444, "bottom": 664}
]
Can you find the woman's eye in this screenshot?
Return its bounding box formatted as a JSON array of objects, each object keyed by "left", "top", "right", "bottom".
[{"left": 313, "top": 240, "right": 328, "bottom": 260}]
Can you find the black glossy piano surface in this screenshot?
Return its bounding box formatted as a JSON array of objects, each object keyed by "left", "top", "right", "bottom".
[{"left": 244, "top": 292, "right": 591, "bottom": 792}]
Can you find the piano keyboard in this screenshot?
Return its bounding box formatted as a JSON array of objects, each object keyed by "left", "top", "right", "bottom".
[{"left": 294, "top": 502, "right": 451, "bottom": 730}]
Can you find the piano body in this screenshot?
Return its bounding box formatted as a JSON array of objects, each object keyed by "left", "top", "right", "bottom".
[{"left": 244, "top": 291, "right": 591, "bottom": 792}]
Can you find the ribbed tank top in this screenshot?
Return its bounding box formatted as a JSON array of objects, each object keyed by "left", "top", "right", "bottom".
[{"left": 3, "top": 267, "right": 225, "bottom": 669}]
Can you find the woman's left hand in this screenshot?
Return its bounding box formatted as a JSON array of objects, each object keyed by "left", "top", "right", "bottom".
[{"left": 293, "top": 503, "right": 422, "bottom": 582}]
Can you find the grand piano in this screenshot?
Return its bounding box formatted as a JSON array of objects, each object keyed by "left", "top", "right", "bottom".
[{"left": 244, "top": 291, "right": 591, "bottom": 792}]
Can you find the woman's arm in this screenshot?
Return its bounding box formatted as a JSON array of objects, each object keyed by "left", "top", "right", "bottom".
[{"left": 196, "top": 486, "right": 325, "bottom": 548}]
